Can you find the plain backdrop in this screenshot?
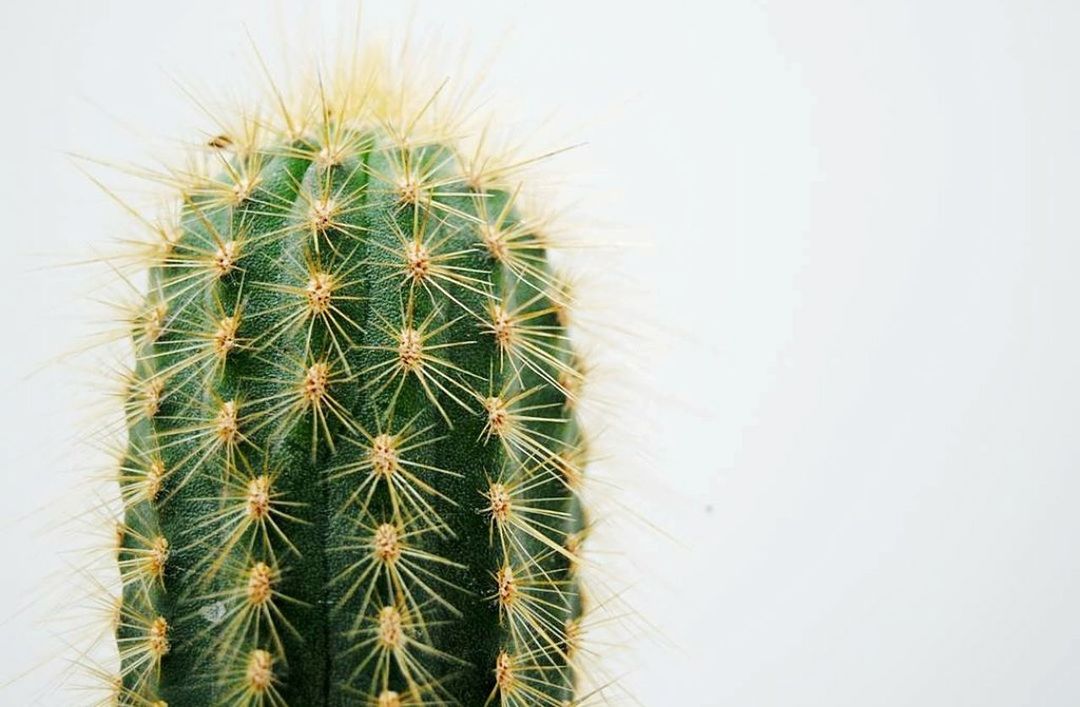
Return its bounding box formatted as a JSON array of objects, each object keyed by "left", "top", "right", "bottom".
[{"left": 2, "top": 1, "right": 1080, "bottom": 705}]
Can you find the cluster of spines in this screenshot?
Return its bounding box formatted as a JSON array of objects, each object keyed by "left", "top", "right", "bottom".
[{"left": 105, "top": 66, "right": 597, "bottom": 707}]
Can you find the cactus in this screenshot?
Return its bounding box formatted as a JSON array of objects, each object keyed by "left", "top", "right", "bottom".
[{"left": 109, "top": 58, "right": 591, "bottom": 707}]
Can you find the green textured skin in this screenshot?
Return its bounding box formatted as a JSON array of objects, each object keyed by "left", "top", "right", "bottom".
[{"left": 115, "top": 129, "right": 586, "bottom": 706}]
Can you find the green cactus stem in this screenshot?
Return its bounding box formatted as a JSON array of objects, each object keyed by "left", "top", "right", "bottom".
[{"left": 112, "top": 65, "right": 590, "bottom": 707}]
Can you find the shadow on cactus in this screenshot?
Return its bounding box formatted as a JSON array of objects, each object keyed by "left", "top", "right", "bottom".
[{"left": 107, "top": 49, "right": 601, "bottom": 707}]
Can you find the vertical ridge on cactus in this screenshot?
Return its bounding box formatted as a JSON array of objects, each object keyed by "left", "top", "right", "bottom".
[{"left": 110, "top": 53, "right": 593, "bottom": 706}]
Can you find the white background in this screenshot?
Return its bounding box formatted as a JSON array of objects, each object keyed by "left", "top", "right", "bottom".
[{"left": 2, "top": 1, "right": 1080, "bottom": 705}]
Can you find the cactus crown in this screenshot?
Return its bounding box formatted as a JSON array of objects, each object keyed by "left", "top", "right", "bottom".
[{"left": 110, "top": 51, "right": 592, "bottom": 706}]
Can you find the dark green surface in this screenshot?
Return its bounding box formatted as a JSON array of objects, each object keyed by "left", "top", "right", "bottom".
[{"left": 116, "top": 131, "right": 585, "bottom": 706}]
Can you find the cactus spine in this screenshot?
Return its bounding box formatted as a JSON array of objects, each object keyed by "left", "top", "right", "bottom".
[{"left": 112, "top": 64, "right": 590, "bottom": 706}]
